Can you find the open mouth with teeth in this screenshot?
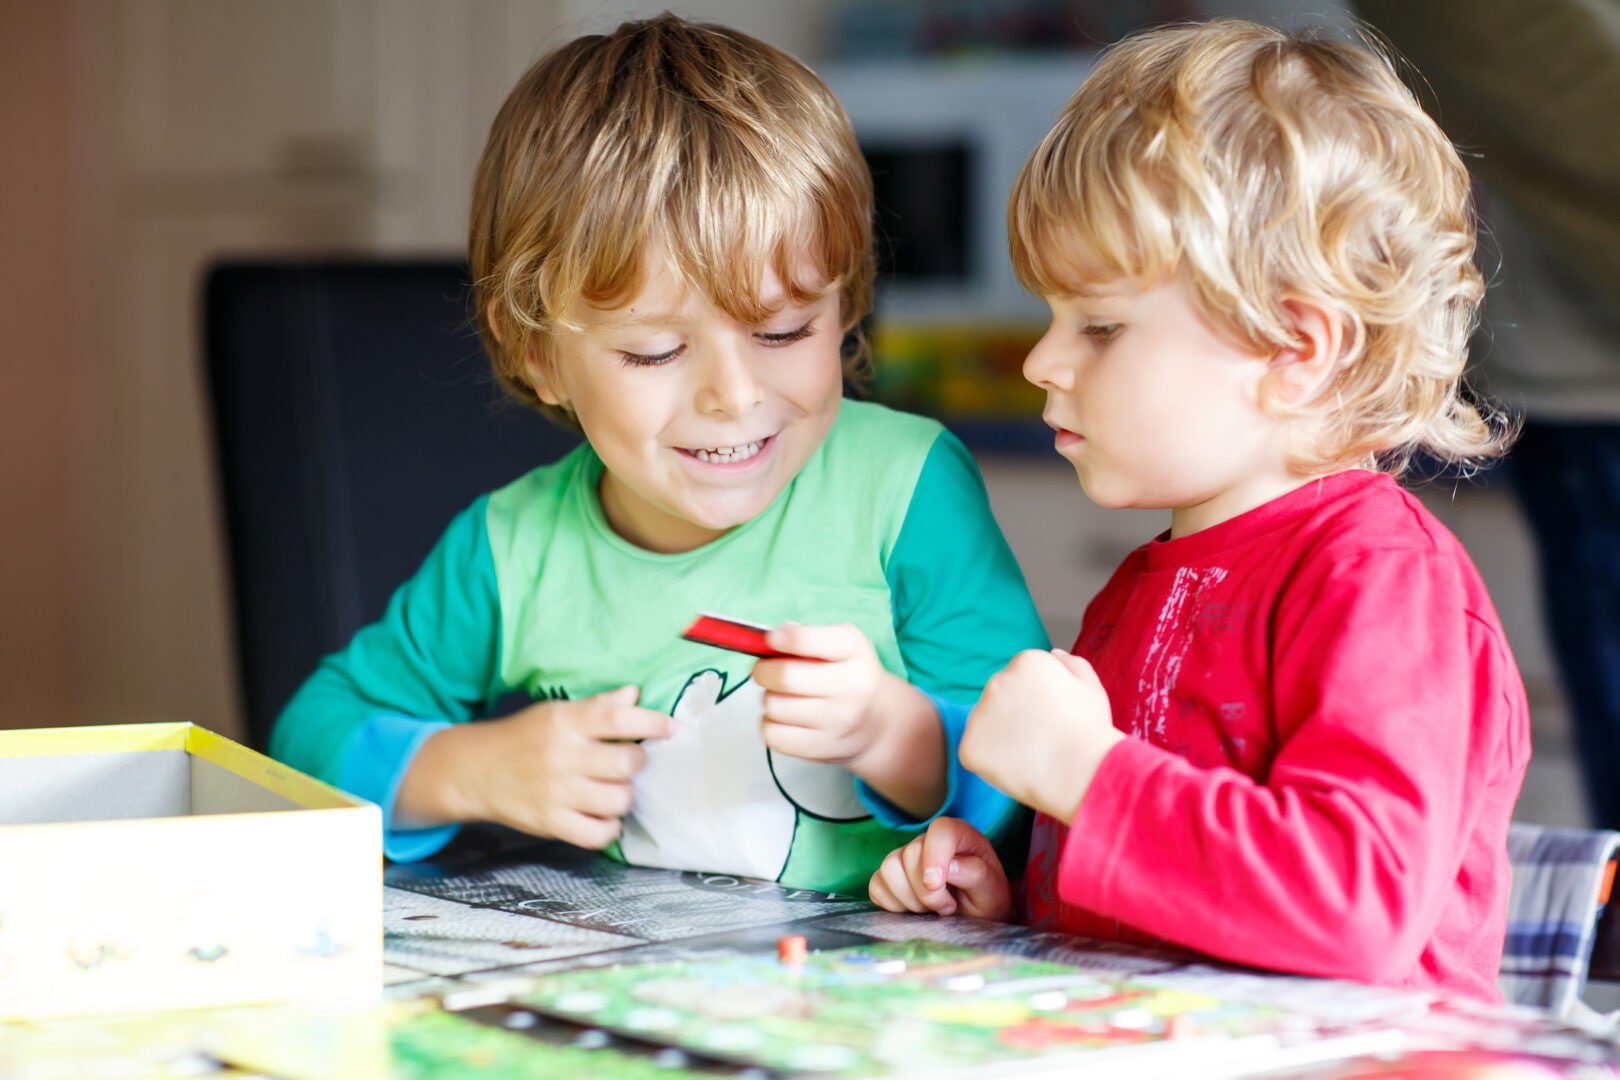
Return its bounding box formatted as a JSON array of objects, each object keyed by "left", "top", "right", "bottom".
[{"left": 683, "top": 436, "right": 770, "bottom": 465}]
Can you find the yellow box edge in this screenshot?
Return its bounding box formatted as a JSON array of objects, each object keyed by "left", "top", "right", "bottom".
[
  {"left": 184, "top": 725, "right": 369, "bottom": 811},
  {"left": 0, "top": 721, "right": 191, "bottom": 757},
  {"left": 0, "top": 722, "right": 369, "bottom": 812}
]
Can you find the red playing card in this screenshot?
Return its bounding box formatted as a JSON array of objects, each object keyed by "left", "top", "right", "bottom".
[{"left": 681, "top": 614, "right": 791, "bottom": 658}]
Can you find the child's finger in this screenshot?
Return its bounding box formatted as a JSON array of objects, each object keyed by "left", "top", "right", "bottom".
[
  {"left": 581, "top": 739, "right": 648, "bottom": 781},
  {"left": 921, "top": 817, "right": 992, "bottom": 879},
  {"left": 763, "top": 621, "right": 861, "bottom": 662},
  {"left": 752, "top": 658, "right": 840, "bottom": 698},
  {"left": 760, "top": 719, "right": 842, "bottom": 763},
  {"left": 921, "top": 885, "right": 957, "bottom": 917},
  {"left": 866, "top": 867, "right": 906, "bottom": 912},
  {"left": 869, "top": 853, "right": 928, "bottom": 913},
  {"left": 944, "top": 854, "right": 994, "bottom": 892},
  {"left": 584, "top": 705, "right": 673, "bottom": 742},
  {"left": 902, "top": 836, "right": 958, "bottom": 916},
  {"left": 549, "top": 808, "right": 622, "bottom": 850},
  {"left": 946, "top": 856, "right": 1011, "bottom": 921},
  {"left": 572, "top": 778, "right": 635, "bottom": 820},
  {"left": 920, "top": 818, "right": 962, "bottom": 879},
  {"left": 897, "top": 840, "right": 939, "bottom": 911},
  {"left": 757, "top": 691, "right": 822, "bottom": 728},
  {"left": 1049, "top": 648, "right": 1100, "bottom": 685}
]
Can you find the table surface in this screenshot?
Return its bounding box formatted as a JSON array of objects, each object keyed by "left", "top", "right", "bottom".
[
  {"left": 372, "top": 827, "right": 1620, "bottom": 1079},
  {"left": 7, "top": 827, "right": 1620, "bottom": 1079}
]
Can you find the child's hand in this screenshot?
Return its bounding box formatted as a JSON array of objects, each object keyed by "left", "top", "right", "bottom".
[
  {"left": 751, "top": 622, "right": 896, "bottom": 766},
  {"left": 868, "top": 817, "right": 1013, "bottom": 921},
  {"left": 960, "top": 648, "right": 1124, "bottom": 824},
  {"left": 751, "top": 622, "right": 946, "bottom": 818},
  {"left": 404, "top": 685, "right": 671, "bottom": 850}
]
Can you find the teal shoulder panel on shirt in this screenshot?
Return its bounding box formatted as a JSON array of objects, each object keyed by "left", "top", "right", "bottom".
[
  {"left": 888, "top": 427, "right": 1050, "bottom": 701},
  {"left": 803, "top": 398, "right": 946, "bottom": 561}
]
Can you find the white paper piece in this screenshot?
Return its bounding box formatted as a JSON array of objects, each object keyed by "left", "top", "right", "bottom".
[
  {"left": 621, "top": 674, "right": 791, "bottom": 880},
  {"left": 620, "top": 673, "right": 865, "bottom": 880}
]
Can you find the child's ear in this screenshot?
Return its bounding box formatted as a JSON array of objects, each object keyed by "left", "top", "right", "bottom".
[
  {"left": 488, "top": 299, "right": 568, "bottom": 407},
  {"left": 527, "top": 353, "right": 566, "bottom": 408},
  {"left": 1265, "top": 297, "right": 1346, "bottom": 406}
]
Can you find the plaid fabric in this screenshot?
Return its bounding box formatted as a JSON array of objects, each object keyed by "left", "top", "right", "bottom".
[{"left": 1501, "top": 822, "right": 1620, "bottom": 1015}]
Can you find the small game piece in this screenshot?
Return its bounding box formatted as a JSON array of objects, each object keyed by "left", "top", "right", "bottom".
[
  {"left": 502, "top": 1009, "right": 539, "bottom": 1030},
  {"left": 1109, "top": 1007, "right": 1155, "bottom": 1030},
  {"left": 1165, "top": 1014, "right": 1199, "bottom": 1040},
  {"left": 440, "top": 978, "right": 532, "bottom": 1011},
  {"left": 778, "top": 934, "right": 808, "bottom": 966},
  {"left": 683, "top": 614, "right": 789, "bottom": 658}
]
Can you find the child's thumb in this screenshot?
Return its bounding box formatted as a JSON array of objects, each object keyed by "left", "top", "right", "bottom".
[{"left": 1050, "top": 648, "right": 1096, "bottom": 681}]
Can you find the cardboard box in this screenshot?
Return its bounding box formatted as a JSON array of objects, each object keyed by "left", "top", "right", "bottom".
[{"left": 0, "top": 722, "right": 381, "bottom": 1020}]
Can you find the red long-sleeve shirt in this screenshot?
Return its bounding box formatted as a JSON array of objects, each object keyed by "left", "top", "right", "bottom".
[{"left": 1021, "top": 470, "right": 1530, "bottom": 1002}]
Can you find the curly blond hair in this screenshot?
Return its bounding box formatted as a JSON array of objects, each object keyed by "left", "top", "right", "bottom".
[
  {"left": 1009, "top": 18, "right": 1514, "bottom": 475},
  {"left": 470, "top": 14, "right": 875, "bottom": 430}
]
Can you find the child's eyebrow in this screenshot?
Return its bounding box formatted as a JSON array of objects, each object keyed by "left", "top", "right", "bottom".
[
  {"left": 598, "top": 293, "right": 813, "bottom": 329},
  {"left": 593, "top": 308, "right": 683, "bottom": 329},
  {"left": 1057, "top": 283, "right": 1135, "bottom": 307}
]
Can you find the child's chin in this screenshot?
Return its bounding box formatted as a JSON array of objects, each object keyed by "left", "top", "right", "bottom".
[{"left": 1075, "top": 474, "right": 1132, "bottom": 510}]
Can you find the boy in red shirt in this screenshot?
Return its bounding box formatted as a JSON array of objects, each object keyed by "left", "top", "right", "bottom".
[{"left": 869, "top": 19, "right": 1530, "bottom": 1003}]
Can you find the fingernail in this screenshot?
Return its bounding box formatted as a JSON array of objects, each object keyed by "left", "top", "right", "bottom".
[
  {"left": 921, "top": 867, "right": 942, "bottom": 890},
  {"left": 939, "top": 901, "right": 957, "bottom": 916},
  {"left": 948, "top": 859, "right": 960, "bottom": 880}
]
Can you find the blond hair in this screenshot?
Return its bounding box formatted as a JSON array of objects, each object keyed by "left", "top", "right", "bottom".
[
  {"left": 1010, "top": 18, "right": 1513, "bottom": 475},
  {"left": 470, "top": 14, "right": 874, "bottom": 429}
]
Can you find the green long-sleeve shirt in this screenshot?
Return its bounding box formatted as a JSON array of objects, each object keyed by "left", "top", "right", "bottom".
[{"left": 271, "top": 400, "right": 1047, "bottom": 895}]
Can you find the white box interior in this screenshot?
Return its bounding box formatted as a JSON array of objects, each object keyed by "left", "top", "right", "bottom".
[{"left": 0, "top": 749, "right": 302, "bottom": 825}]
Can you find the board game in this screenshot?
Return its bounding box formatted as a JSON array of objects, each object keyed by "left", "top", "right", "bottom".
[
  {"left": 513, "top": 938, "right": 1390, "bottom": 1077},
  {"left": 12, "top": 823, "right": 1620, "bottom": 1080}
]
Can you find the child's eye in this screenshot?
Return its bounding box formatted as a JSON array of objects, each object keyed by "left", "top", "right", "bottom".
[
  {"left": 619, "top": 345, "right": 684, "bottom": 367},
  {"left": 757, "top": 319, "right": 816, "bottom": 346},
  {"left": 1083, "top": 323, "right": 1121, "bottom": 343}
]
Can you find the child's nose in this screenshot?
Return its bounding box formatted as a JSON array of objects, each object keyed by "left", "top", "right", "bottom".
[
  {"left": 1022, "top": 329, "right": 1072, "bottom": 390},
  {"left": 695, "top": 338, "right": 764, "bottom": 417}
]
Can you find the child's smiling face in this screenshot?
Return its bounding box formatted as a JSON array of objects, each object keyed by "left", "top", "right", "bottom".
[
  {"left": 1022, "top": 266, "right": 1301, "bottom": 538},
  {"left": 535, "top": 245, "right": 845, "bottom": 553}
]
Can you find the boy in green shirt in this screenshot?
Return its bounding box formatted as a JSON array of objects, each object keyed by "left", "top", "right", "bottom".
[{"left": 271, "top": 14, "right": 1047, "bottom": 895}]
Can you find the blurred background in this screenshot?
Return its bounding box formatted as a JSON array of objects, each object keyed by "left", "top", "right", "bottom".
[{"left": 0, "top": 0, "right": 1586, "bottom": 826}]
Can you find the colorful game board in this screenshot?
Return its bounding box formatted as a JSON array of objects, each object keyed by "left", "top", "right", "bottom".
[
  {"left": 386, "top": 1006, "right": 713, "bottom": 1080},
  {"left": 516, "top": 939, "right": 1341, "bottom": 1077}
]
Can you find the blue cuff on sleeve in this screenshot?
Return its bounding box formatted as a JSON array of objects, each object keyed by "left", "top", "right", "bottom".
[
  {"left": 339, "top": 715, "right": 462, "bottom": 863},
  {"left": 858, "top": 689, "right": 1015, "bottom": 832}
]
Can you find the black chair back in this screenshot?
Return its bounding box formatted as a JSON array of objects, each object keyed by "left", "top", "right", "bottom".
[{"left": 203, "top": 260, "right": 580, "bottom": 750}]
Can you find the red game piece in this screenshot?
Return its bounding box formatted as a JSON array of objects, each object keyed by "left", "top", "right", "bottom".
[
  {"left": 1165, "top": 1014, "right": 1199, "bottom": 1040},
  {"left": 682, "top": 614, "right": 790, "bottom": 658},
  {"left": 777, "top": 934, "right": 808, "bottom": 966}
]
